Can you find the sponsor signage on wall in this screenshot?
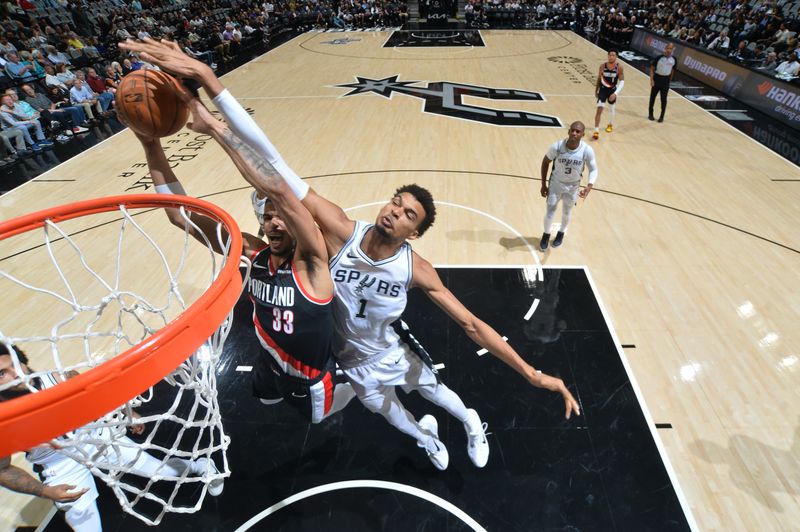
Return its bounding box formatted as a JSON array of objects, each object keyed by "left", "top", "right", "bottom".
[{"left": 632, "top": 28, "right": 800, "bottom": 130}]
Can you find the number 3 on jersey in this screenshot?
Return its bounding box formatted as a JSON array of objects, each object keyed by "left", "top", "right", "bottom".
[{"left": 272, "top": 308, "right": 294, "bottom": 334}]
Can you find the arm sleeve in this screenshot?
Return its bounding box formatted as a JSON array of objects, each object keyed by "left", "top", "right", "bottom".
[
  {"left": 211, "top": 89, "right": 308, "bottom": 200},
  {"left": 545, "top": 141, "right": 559, "bottom": 161},
  {"left": 585, "top": 146, "right": 598, "bottom": 185},
  {"left": 614, "top": 79, "right": 624, "bottom": 95},
  {"left": 651, "top": 55, "right": 660, "bottom": 68}
]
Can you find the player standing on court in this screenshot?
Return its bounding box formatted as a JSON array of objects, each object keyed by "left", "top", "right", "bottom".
[
  {"left": 592, "top": 49, "right": 624, "bottom": 140},
  {"left": 540, "top": 121, "right": 598, "bottom": 251}
]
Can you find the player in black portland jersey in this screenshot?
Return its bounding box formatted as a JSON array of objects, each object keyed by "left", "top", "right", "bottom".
[
  {"left": 592, "top": 49, "right": 624, "bottom": 139},
  {"left": 131, "top": 98, "right": 355, "bottom": 424}
]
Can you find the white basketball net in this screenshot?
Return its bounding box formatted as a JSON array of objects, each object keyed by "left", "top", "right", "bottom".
[{"left": 0, "top": 202, "right": 248, "bottom": 526}]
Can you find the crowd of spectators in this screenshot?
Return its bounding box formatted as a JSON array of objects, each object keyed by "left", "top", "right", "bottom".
[
  {"left": 464, "top": 0, "right": 578, "bottom": 29},
  {"left": 579, "top": 0, "right": 800, "bottom": 80},
  {"left": 0, "top": 0, "right": 412, "bottom": 169},
  {"left": 0, "top": 0, "right": 797, "bottom": 171}
]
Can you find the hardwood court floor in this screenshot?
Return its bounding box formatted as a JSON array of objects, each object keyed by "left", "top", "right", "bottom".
[{"left": 1, "top": 30, "right": 799, "bottom": 530}]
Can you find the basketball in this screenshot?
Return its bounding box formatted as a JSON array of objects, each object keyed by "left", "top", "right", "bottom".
[{"left": 115, "top": 69, "right": 189, "bottom": 138}]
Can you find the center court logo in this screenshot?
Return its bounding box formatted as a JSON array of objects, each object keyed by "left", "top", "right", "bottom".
[{"left": 335, "top": 75, "right": 562, "bottom": 127}]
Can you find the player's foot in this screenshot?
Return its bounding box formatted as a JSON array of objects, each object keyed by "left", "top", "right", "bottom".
[
  {"left": 539, "top": 232, "right": 550, "bottom": 251},
  {"left": 658, "top": 116, "right": 664, "bottom": 123},
  {"left": 648, "top": 114, "right": 655, "bottom": 121},
  {"left": 591, "top": 131, "right": 599, "bottom": 140},
  {"left": 418, "top": 415, "right": 449, "bottom": 470},
  {"left": 552, "top": 231, "right": 565, "bottom": 248},
  {"left": 605, "top": 123, "right": 613, "bottom": 133},
  {"left": 463, "top": 409, "right": 489, "bottom": 468},
  {"left": 73, "top": 126, "right": 89, "bottom": 134}
]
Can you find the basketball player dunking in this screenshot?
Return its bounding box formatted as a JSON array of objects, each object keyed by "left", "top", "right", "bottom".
[
  {"left": 592, "top": 50, "right": 624, "bottom": 140},
  {"left": 121, "top": 38, "right": 581, "bottom": 471},
  {"left": 125, "top": 100, "right": 357, "bottom": 425}
]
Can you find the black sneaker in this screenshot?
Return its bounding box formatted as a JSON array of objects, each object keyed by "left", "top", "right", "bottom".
[
  {"left": 539, "top": 232, "right": 550, "bottom": 251},
  {"left": 648, "top": 114, "right": 655, "bottom": 121},
  {"left": 552, "top": 231, "right": 565, "bottom": 248},
  {"left": 657, "top": 116, "right": 664, "bottom": 123}
]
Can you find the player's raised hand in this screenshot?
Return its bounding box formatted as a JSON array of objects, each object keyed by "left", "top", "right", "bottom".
[
  {"left": 43, "top": 483, "right": 89, "bottom": 502},
  {"left": 119, "top": 38, "right": 207, "bottom": 80}
]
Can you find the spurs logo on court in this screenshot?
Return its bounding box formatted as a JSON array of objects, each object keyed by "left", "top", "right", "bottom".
[
  {"left": 335, "top": 75, "right": 561, "bottom": 127},
  {"left": 321, "top": 37, "right": 361, "bottom": 45}
]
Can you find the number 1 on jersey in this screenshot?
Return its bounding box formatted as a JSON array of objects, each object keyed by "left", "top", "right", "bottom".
[{"left": 355, "top": 298, "right": 368, "bottom": 318}]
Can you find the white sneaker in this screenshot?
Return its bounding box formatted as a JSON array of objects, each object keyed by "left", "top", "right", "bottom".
[
  {"left": 418, "top": 415, "right": 449, "bottom": 470},
  {"left": 192, "top": 457, "right": 225, "bottom": 496},
  {"left": 464, "top": 409, "right": 489, "bottom": 468}
]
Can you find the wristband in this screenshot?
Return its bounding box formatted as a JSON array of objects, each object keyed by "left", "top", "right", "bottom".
[{"left": 154, "top": 181, "right": 186, "bottom": 195}]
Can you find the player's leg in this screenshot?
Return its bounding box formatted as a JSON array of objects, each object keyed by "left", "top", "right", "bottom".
[
  {"left": 97, "top": 433, "right": 224, "bottom": 495},
  {"left": 45, "top": 460, "right": 102, "bottom": 531},
  {"left": 541, "top": 186, "right": 561, "bottom": 250},
  {"left": 401, "top": 346, "right": 490, "bottom": 467},
  {"left": 347, "top": 362, "right": 449, "bottom": 469},
  {"left": 552, "top": 186, "right": 578, "bottom": 248},
  {"left": 62, "top": 499, "right": 102, "bottom": 531},
  {"left": 593, "top": 99, "right": 603, "bottom": 139},
  {"left": 607, "top": 93, "right": 616, "bottom": 132},
  {"left": 592, "top": 99, "right": 605, "bottom": 140}
]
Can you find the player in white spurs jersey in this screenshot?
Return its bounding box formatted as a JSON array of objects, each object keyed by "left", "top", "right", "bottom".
[
  {"left": 121, "top": 39, "right": 580, "bottom": 471},
  {"left": 539, "top": 121, "right": 598, "bottom": 251}
]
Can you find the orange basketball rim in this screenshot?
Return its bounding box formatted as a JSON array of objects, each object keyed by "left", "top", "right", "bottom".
[{"left": 0, "top": 195, "right": 243, "bottom": 457}]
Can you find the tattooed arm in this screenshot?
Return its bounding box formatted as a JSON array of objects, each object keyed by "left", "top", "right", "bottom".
[
  {"left": 0, "top": 455, "right": 87, "bottom": 502},
  {"left": 188, "top": 99, "right": 332, "bottom": 295}
]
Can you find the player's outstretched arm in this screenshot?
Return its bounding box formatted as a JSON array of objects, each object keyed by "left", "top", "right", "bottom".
[
  {"left": 130, "top": 129, "right": 242, "bottom": 255},
  {"left": 187, "top": 99, "right": 331, "bottom": 289},
  {"left": 411, "top": 253, "right": 581, "bottom": 419},
  {"left": 0, "top": 456, "right": 87, "bottom": 502}
]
